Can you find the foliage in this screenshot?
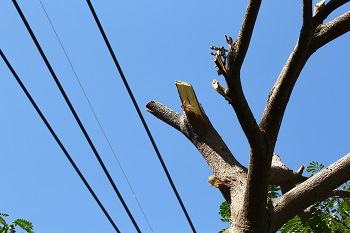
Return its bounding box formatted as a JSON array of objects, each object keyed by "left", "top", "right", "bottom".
[
  {"left": 306, "top": 161, "right": 324, "bottom": 175},
  {"left": 218, "top": 161, "right": 350, "bottom": 233},
  {"left": 219, "top": 201, "right": 231, "bottom": 223},
  {"left": 218, "top": 202, "right": 230, "bottom": 233},
  {"left": 0, "top": 213, "right": 34, "bottom": 233}
]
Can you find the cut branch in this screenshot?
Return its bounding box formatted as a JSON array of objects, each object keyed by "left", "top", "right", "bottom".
[{"left": 146, "top": 86, "right": 247, "bottom": 180}]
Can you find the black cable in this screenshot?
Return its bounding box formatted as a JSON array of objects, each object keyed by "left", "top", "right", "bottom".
[
  {"left": 0, "top": 49, "right": 120, "bottom": 233},
  {"left": 37, "top": 1, "right": 154, "bottom": 232},
  {"left": 86, "top": 1, "right": 197, "bottom": 232},
  {"left": 11, "top": 1, "right": 141, "bottom": 232}
]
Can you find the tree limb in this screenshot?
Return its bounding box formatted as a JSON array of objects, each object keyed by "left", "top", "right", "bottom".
[
  {"left": 270, "top": 153, "right": 350, "bottom": 232},
  {"left": 313, "top": 0, "right": 350, "bottom": 25},
  {"left": 260, "top": 0, "right": 316, "bottom": 147},
  {"left": 220, "top": 0, "right": 264, "bottom": 151},
  {"left": 146, "top": 100, "right": 247, "bottom": 178},
  {"left": 146, "top": 99, "right": 249, "bottom": 218},
  {"left": 311, "top": 11, "right": 350, "bottom": 52},
  {"left": 146, "top": 100, "right": 184, "bottom": 134}
]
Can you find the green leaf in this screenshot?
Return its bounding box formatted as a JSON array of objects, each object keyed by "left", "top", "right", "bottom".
[
  {"left": 219, "top": 201, "right": 231, "bottom": 223},
  {"left": 13, "top": 219, "right": 33, "bottom": 233},
  {"left": 306, "top": 161, "right": 324, "bottom": 175}
]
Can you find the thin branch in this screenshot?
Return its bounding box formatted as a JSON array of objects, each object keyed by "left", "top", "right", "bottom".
[
  {"left": 271, "top": 153, "right": 350, "bottom": 232},
  {"left": 301, "top": 0, "right": 313, "bottom": 43},
  {"left": 227, "top": 78, "right": 265, "bottom": 150},
  {"left": 211, "top": 1, "right": 263, "bottom": 151},
  {"left": 212, "top": 79, "right": 232, "bottom": 103},
  {"left": 230, "top": 0, "right": 262, "bottom": 74},
  {"left": 311, "top": 11, "right": 350, "bottom": 52},
  {"left": 313, "top": 0, "right": 350, "bottom": 25}
]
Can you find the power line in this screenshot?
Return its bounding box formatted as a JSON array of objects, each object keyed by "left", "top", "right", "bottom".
[
  {"left": 37, "top": 1, "right": 154, "bottom": 232},
  {"left": 0, "top": 49, "right": 120, "bottom": 233},
  {"left": 11, "top": 1, "right": 142, "bottom": 232},
  {"left": 86, "top": 1, "right": 197, "bottom": 232}
]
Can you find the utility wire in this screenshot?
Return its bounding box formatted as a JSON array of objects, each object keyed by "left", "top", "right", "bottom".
[
  {"left": 86, "top": 1, "right": 197, "bottom": 232},
  {"left": 12, "top": 1, "right": 142, "bottom": 232},
  {"left": 37, "top": 1, "right": 154, "bottom": 232},
  {"left": 0, "top": 49, "right": 120, "bottom": 233}
]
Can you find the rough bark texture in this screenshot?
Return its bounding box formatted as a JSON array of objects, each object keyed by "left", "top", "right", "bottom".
[{"left": 147, "top": 1, "right": 350, "bottom": 232}]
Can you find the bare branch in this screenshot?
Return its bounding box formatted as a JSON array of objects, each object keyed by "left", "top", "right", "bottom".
[
  {"left": 226, "top": 78, "right": 264, "bottom": 151},
  {"left": 301, "top": 0, "right": 313, "bottom": 43},
  {"left": 229, "top": 0, "right": 262, "bottom": 73},
  {"left": 271, "top": 153, "right": 350, "bottom": 232},
  {"left": 313, "top": 0, "right": 350, "bottom": 25},
  {"left": 147, "top": 99, "right": 250, "bottom": 227},
  {"left": 146, "top": 99, "right": 247, "bottom": 180},
  {"left": 146, "top": 100, "right": 189, "bottom": 137},
  {"left": 311, "top": 11, "right": 350, "bottom": 52},
  {"left": 216, "top": 1, "right": 264, "bottom": 151},
  {"left": 260, "top": 1, "right": 317, "bottom": 148}
]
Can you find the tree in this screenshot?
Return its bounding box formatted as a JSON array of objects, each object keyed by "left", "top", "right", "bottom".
[
  {"left": 218, "top": 162, "right": 350, "bottom": 232},
  {"left": 146, "top": 1, "right": 350, "bottom": 232}
]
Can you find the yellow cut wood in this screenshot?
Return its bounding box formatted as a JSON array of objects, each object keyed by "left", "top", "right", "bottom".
[{"left": 175, "top": 81, "right": 204, "bottom": 118}]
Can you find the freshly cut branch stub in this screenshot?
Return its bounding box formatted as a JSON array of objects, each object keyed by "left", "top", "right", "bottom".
[{"left": 175, "top": 81, "right": 207, "bottom": 135}]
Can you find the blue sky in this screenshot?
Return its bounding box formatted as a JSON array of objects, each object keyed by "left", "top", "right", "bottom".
[{"left": 1, "top": 1, "right": 349, "bottom": 232}]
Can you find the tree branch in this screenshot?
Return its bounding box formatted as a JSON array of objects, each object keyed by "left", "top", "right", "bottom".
[
  {"left": 301, "top": 0, "right": 313, "bottom": 43},
  {"left": 270, "top": 153, "right": 350, "bottom": 232},
  {"left": 260, "top": 0, "right": 316, "bottom": 148},
  {"left": 147, "top": 99, "right": 249, "bottom": 218},
  {"left": 214, "top": 0, "right": 264, "bottom": 151},
  {"left": 313, "top": 0, "right": 350, "bottom": 25},
  {"left": 311, "top": 11, "right": 350, "bottom": 52},
  {"left": 230, "top": 0, "right": 262, "bottom": 73},
  {"left": 146, "top": 100, "right": 247, "bottom": 179},
  {"left": 146, "top": 100, "right": 189, "bottom": 137}
]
